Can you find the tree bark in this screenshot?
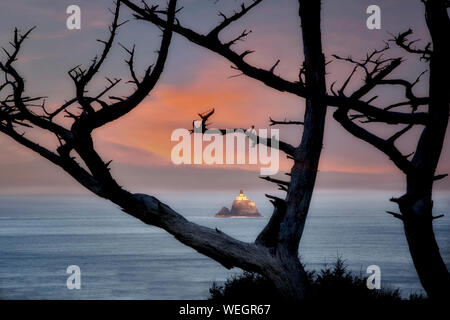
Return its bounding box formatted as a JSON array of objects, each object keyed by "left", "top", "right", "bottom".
[
  {"left": 397, "top": 0, "right": 450, "bottom": 300},
  {"left": 397, "top": 196, "right": 449, "bottom": 300},
  {"left": 279, "top": 0, "right": 327, "bottom": 254},
  {"left": 264, "top": 0, "right": 328, "bottom": 299}
]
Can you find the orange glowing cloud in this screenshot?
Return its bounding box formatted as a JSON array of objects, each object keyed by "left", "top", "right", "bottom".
[
  {"left": 94, "top": 59, "right": 397, "bottom": 176},
  {"left": 96, "top": 60, "right": 298, "bottom": 166}
]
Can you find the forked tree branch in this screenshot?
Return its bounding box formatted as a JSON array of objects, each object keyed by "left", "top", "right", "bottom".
[
  {"left": 392, "top": 29, "right": 432, "bottom": 61},
  {"left": 120, "top": 0, "right": 306, "bottom": 96},
  {"left": 333, "top": 108, "right": 415, "bottom": 174},
  {"left": 192, "top": 108, "right": 296, "bottom": 156},
  {"left": 207, "top": 0, "right": 263, "bottom": 39},
  {"left": 327, "top": 40, "right": 437, "bottom": 176},
  {"left": 120, "top": 0, "right": 429, "bottom": 128}
]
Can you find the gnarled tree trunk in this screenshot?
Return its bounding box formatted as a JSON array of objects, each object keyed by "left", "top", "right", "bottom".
[
  {"left": 261, "top": 0, "right": 328, "bottom": 300},
  {"left": 397, "top": 194, "right": 449, "bottom": 300},
  {"left": 249, "top": 0, "right": 327, "bottom": 300},
  {"left": 396, "top": 0, "right": 450, "bottom": 300}
]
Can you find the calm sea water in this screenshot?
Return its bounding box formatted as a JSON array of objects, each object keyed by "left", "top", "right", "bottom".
[{"left": 0, "top": 191, "right": 449, "bottom": 299}]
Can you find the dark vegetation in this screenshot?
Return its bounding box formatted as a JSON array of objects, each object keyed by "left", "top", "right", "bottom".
[{"left": 209, "top": 258, "right": 425, "bottom": 302}]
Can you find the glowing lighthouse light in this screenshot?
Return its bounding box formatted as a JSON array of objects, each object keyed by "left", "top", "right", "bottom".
[{"left": 236, "top": 189, "right": 248, "bottom": 201}]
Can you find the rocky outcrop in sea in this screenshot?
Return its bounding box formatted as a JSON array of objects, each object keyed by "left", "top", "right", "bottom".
[{"left": 215, "top": 190, "right": 262, "bottom": 218}]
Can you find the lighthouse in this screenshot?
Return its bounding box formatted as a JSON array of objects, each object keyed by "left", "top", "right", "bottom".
[
  {"left": 215, "top": 190, "right": 262, "bottom": 217},
  {"left": 236, "top": 190, "right": 248, "bottom": 201}
]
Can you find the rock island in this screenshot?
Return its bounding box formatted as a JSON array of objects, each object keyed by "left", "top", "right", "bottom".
[{"left": 215, "top": 190, "right": 262, "bottom": 218}]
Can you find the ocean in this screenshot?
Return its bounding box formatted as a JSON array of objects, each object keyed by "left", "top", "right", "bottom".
[{"left": 0, "top": 191, "right": 449, "bottom": 299}]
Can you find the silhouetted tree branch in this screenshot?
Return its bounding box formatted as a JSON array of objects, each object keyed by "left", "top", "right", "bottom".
[
  {"left": 121, "top": 0, "right": 428, "bottom": 127},
  {"left": 392, "top": 28, "right": 432, "bottom": 61},
  {"left": 121, "top": 0, "right": 307, "bottom": 96},
  {"left": 192, "top": 108, "right": 296, "bottom": 156},
  {"left": 269, "top": 117, "right": 304, "bottom": 126}
]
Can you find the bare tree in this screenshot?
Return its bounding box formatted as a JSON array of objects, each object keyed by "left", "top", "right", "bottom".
[
  {"left": 330, "top": 0, "right": 449, "bottom": 299},
  {"left": 0, "top": 0, "right": 326, "bottom": 300},
  {"left": 120, "top": 0, "right": 449, "bottom": 299}
]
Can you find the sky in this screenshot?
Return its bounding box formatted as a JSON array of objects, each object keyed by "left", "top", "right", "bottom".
[{"left": 0, "top": 0, "right": 449, "bottom": 195}]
